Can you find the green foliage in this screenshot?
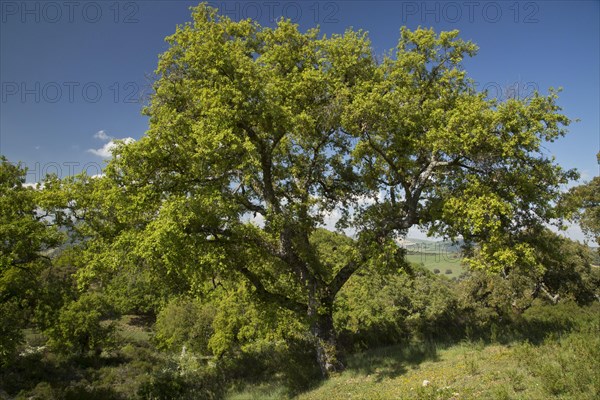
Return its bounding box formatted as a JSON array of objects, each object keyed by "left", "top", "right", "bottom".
[
  {"left": 208, "top": 285, "right": 308, "bottom": 359},
  {"left": 137, "top": 363, "right": 224, "bottom": 400},
  {"left": 532, "top": 229, "right": 600, "bottom": 304},
  {"left": 153, "top": 297, "right": 216, "bottom": 355},
  {"left": 29, "top": 3, "right": 579, "bottom": 376},
  {"left": 458, "top": 229, "right": 599, "bottom": 332},
  {"left": 46, "top": 292, "right": 116, "bottom": 356},
  {"left": 0, "top": 157, "right": 64, "bottom": 365},
  {"left": 19, "top": 381, "right": 123, "bottom": 400},
  {"left": 563, "top": 174, "right": 600, "bottom": 249},
  {"left": 103, "top": 266, "right": 174, "bottom": 315},
  {"left": 0, "top": 299, "right": 25, "bottom": 366},
  {"left": 32, "top": 252, "right": 79, "bottom": 334},
  {"left": 335, "top": 265, "right": 459, "bottom": 349}
]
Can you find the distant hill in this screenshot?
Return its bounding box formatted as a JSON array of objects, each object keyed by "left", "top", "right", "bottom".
[
  {"left": 397, "top": 238, "right": 464, "bottom": 254},
  {"left": 396, "top": 238, "right": 465, "bottom": 278}
]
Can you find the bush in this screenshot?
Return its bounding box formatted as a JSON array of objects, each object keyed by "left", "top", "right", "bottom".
[
  {"left": 273, "top": 338, "right": 322, "bottom": 395},
  {"left": 335, "top": 265, "right": 460, "bottom": 349},
  {"left": 17, "top": 381, "right": 56, "bottom": 400},
  {"left": 0, "top": 300, "right": 25, "bottom": 366},
  {"left": 154, "top": 297, "right": 216, "bottom": 355},
  {"left": 433, "top": 269, "right": 440, "bottom": 274},
  {"left": 46, "top": 292, "right": 115, "bottom": 356},
  {"left": 137, "top": 362, "right": 224, "bottom": 400}
]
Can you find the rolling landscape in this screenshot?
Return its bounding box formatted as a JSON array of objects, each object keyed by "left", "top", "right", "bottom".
[{"left": 1, "top": 2, "right": 599, "bottom": 399}]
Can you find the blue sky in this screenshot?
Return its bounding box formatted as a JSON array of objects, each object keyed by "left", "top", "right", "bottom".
[{"left": 1, "top": 0, "right": 598, "bottom": 240}]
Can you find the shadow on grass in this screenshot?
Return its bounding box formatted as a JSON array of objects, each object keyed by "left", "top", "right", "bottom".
[
  {"left": 346, "top": 340, "right": 440, "bottom": 381},
  {"left": 0, "top": 351, "right": 129, "bottom": 399},
  {"left": 126, "top": 314, "right": 156, "bottom": 328},
  {"left": 483, "top": 301, "right": 599, "bottom": 346},
  {"left": 60, "top": 384, "right": 124, "bottom": 400}
]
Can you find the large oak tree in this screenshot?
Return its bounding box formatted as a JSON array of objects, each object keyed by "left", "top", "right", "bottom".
[{"left": 58, "top": 5, "right": 576, "bottom": 375}]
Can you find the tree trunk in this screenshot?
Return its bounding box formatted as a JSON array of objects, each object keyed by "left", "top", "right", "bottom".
[{"left": 309, "top": 302, "right": 345, "bottom": 377}]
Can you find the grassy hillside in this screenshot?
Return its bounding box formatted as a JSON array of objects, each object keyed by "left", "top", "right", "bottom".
[
  {"left": 402, "top": 238, "right": 465, "bottom": 278},
  {"left": 227, "top": 303, "right": 600, "bottom": 400},
  {"left": 404, "top": 254, "right": 463, "bottom": 278},
  {"left": 4, "top": 304, "right": 599, "bottom": 400}
]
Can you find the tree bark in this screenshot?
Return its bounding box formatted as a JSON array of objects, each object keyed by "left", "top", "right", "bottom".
[{"left": 309, "top": 299, "right": 345, "bottom": 377}]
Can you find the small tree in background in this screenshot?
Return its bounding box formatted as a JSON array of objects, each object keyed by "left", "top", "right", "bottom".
[{"left": 46, "top": 292, "right": 115, "bottom": 357}]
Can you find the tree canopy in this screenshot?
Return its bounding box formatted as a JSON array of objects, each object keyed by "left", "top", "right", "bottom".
[
  {"left": 564, "top": 171, "right": 600, "bottom": 250},
  {"left": 44, "top": 4, "right": 578, "bottom": 375},
  {"left": 0, "top": 157, "right": 63, "bottom": 364}
]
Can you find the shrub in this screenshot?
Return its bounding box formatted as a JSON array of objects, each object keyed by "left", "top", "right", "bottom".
[
  {"left": 335, "top": 265, "right": 460, "bottom": 349},
  {"left": 137, "top": 362, "right": 224, "bottom": 400},
  {"left": 275, "top": 338, "right": 322, "bottom": 395},
  {"left": 18, "top": 381, "right": 57, "bottom": 400},
  {"left": 45, "top": 292, "right": 115, "bottom": 356},
  {"left": 0, "top": 300, "right": 24, "bottom": 366},
  {"left": 154, "top": 297, "right": 216, "bottom": 355}
]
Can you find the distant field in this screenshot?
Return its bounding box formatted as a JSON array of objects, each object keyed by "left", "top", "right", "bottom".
[
  {"left": 399, "top": 238, "right": 465, "bottom": 278},
  {"left": 405, "top": 252, "right": 464, "bottom": 278}
]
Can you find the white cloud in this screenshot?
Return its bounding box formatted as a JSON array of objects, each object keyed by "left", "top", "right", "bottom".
[
  {"left": 88, "top": 137, "right": 135, "bottom": 158},
  {"left": 93, "top": 130, "right": 112, "bottom": 141},
  {"left": 88, "top": 141, "right": 116, "bottom": 158},
  {"left": 321, "top": 208, "right": 342, "bottom": 231}
]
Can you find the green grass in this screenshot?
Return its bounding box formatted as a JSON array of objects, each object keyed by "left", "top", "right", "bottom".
[
  {"left": 226, "top": 383, "right": 288, "bottom": 400},
  {"left": 228, "top": 304, "right": 600, "bottom": 400},
  {"left": 114, "top": 314, "right": 153, "bottom": 343},
  {"left": 7, "top": 303, "right": 599, "bottom": 400},
  {"left": 405, "top": 253, "right": 464, "bottom": 278},
  {"left": 228, "top": 338, "right": 598, "bottom": 400}
]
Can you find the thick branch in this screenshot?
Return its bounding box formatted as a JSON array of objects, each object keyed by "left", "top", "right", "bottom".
[
  {"left": 539, "top": 282, "right": 560, "bottom": 305},
  {"left": 236, "top": 195, "right": 267, "bottom": 215},
  {"left": 239, "top": 122, "right": 281, "bottom": 213},
  {"left": 411, "top": 157, "right": 453, "bottom": 192},
  {"left": 327, "top": 258, "right": 363, "bottom": 300},
  {"left": 390, "top": 156, "right": 463, "bottom": 231},
  {"left": 238, "top": 266, "right": 307, "bottom": 314},
  {"left": 304, "top": 129, "right": 336, "bottom": 193}
]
